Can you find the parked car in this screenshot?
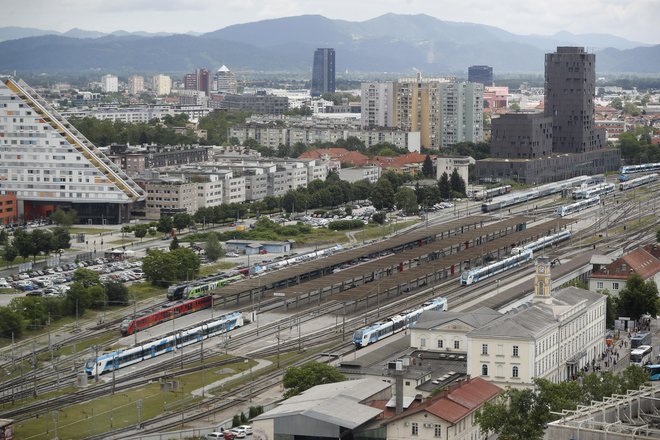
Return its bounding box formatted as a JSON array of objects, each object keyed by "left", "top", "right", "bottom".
[
  {"left": 237, "top": 425, "right": 252, "bottom": 435},
  {"left": 226, "top": 252, "right": 239, "bottom": 258},
  {"left": 230, "top": 428, "right": 247, "bottom": 438}
]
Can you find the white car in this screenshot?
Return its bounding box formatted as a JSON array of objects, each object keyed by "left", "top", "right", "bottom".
[
  {"left": 237, "top": 425, "right": 252, "bottom": 435},
  {"left": 230, "top": 428, "right": 247, "bottom": 438},
  {"left": 226, "top": 252, "right": 239, "bottom": 258}
]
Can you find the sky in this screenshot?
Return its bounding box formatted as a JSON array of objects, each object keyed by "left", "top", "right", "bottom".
[{"left": 3, "top": 0, "right": 659, "bottom": 44}]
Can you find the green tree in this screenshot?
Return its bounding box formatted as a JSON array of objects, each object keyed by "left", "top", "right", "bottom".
[
  {"left": 142, "top": 249, "right": 179, "bottom": 284},
  {"left": 12, "top": 229, "right": 35, "bottom": 260},
  {"left": 450, "top": 169, "right": 467, "bottom": 197},
  {"left": 2, "top": 245, "right": 17, "bottom": 266},
  {"left": 617, "top": 273, "right": 658, "bottom": 322},
  {"left": 156, "top": 216, "right": 173, "bottom": 234},
  {"left": 623, "top": 101, "right": 640, "bottom": 116},
  {"left": 351, "top": 179, "right": 372, "bottom": 201},
  {"left": 64, "top": 282, "right": 92, "bottom": 317},
  {"left": 395, "top": 187, "right": 419, "bottom": 214},
  {"left": 611, "top": 97, "right": 623, "bottom": 110},
  {"left": 172, "top": 213, "right": 193, "bottom": 231},
  {"left": 50, "top": 226, "right": 71, "bottom": 252},
  {"left": 438, "top": 172, "right": 451, "bottom": 199},
  {"left": 476, "top": 387, "right": 548, "bottom": 440},
  {"left": 134, "top": 225, "right": 148, "bottom": 239},
  {"left": 0, "top": 306, "right": 23, "bottom": 338},
  {"left": 171, "top": 248, "right": 201, "bottom": 281},
  {"left": 371, "top": 211, "right": 386, "bottom": 225},
  {"left": 105, "top": 281, "right": 129, "bottom": 306},
  {"left": 169, "top": 236, "right": 180, "bottom": 251},
  {"left": 656, "top": 227, "right": 660, "bottom": 242},
  {"left": 50, "top": 208, "right": 78, "bottom": 228},
  {"left": 422, "top": 154, "right": 434, "bottom": 178},
  {"left": 31, "top": 229, "right": 53, "bottom": 261},
  {"left": 205, "top": 233, "right": 224, "bottom": 262},
  {"left": 73, "top": 268, "right": 101, "bottom": 287},
  {"left": 282, "top": 362, "right": 346, "bottom": 398},
  {"left": 370, "top": 178, "right": 395, "bottom": 210}
]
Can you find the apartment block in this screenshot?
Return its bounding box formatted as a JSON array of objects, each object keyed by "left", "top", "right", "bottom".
[
  {"left": 219, "top": 93, "right": 289, "bottom": 115},
  {"left": 244, "top": 170, "right": 269, "bottom": 201},
  {"left": 490, "top": 113, "right": 553, "bottom": 159},
  {"left": 439, "top": 81, "right": 483, "bottom": 148},
  {"left": 215, "top": 65, "right": 237, "bottom": 94},
  {"left": 0, "top": 78, "right": 145, "bottom": 223},
  {"left": 361, "top": 82, "right": 394, "bottom": 128},
  {"left": 152, "top": 74, "right": 172, "bottom": 96},
  {"left": 128, "top": 75, "right": 144, "bottom": 95},
  {"left": 0, "top": 193, "right": 18, "bottom": 225},
  {"left": 101, "top": 74, "right": 118, "bottom": 93},
  {"left": 338, "top": 166, "right": 381, "bottom": 183},
  {"left": 136, "top": 175, "right": 198, "bottom": 219}
]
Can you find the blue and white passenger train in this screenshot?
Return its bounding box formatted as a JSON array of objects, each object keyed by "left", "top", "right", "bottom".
[
  {"left": 620, "top": 163, "right": 660, "bottom": 175},
  {"left": 85, "top": 312, "right": 243, "bottom": 376},
  {"left": 556, "top": 196, "right": 600, "bottom": 217},
  {"left": 511, "top": 230, "right": 572, "bottom": 255},
  {"left": 352, "top": 297, "right": 448, "bottom": 348},
  {"left": 460, "top": 249, "right": 533, "bottom": 285},
  {"left": 619, "top": 173, "right": 658, "bottom": 191},
  {"left": 571, "top": 183, "right": 615, "bottom": 200}
]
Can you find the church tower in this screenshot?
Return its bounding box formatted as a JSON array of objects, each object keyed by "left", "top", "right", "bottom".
[{"left": 533, "top": 256, "right": 552, "bottom": 303}]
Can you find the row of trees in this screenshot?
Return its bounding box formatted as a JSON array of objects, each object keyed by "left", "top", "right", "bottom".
[
  {"left": 1, "top": 227, "right": 71, "bottom": 265},
  {"left": 477, "top": 368, "right": 650, "bottom": 440},
  {"left": 0, "top": 268, "right": 128, "bottom": 338},
  {"left": 141, "top": 248, "right": 201, "bottom": 285},
  {"left": 617, "top": 127, "right": 660, "bottom": 164}
]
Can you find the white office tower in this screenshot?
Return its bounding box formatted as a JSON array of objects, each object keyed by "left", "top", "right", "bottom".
[{"left": 101, "top": 74, "right": 119, "bottom": 93}]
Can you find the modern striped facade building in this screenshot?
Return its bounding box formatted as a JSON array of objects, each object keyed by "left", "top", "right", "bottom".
[{"left": 0, "top": 78, "right": 145, "bottom": 224}]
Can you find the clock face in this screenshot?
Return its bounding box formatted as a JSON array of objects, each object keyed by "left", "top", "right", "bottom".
[{"left": 538, "top": 266, "right": 546, "bottom": 273}]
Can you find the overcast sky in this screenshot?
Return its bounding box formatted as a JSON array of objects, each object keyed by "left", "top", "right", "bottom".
[{"left": 3, "top": 0, "right": 659, "bottom": 44}]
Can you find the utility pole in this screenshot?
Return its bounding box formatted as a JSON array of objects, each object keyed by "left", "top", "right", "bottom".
[
  {"left": 94, "top": 344, "right": 99, "bottom": 383},
  {"left": 276, "top": 325, "right": 280, "bottom": 368},
  {"left": 133, "top": 292, "right": 137, "bottom": 346}
]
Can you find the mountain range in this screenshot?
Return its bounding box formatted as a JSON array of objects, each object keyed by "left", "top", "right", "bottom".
[{"left": 0, "top": 14, "right": 658, "bottom": 74}]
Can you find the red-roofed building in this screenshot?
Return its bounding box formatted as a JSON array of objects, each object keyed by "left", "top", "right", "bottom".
[
  {"left": 589, "top": 244, "right": 660, "bottom": 295},
  {"left": 383, "top": 377, "right": 501, "bottom": 440},
  {"left": 369, "top": 152, "right": 435, "bottom": 175},
  {"left": 298, "top": 148, "right": 370, "bottom": 168}
]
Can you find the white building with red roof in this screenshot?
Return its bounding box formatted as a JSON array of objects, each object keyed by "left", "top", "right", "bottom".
[{"left": 588, "top": 244, "right": 660, "bottom": 295}]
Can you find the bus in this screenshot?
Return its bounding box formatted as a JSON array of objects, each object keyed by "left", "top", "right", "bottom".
[
  {"left": 631, "top": 332, "right": 652, "bottom": 349},
  {"left": 647, "top": 364, "right": 660, "bottom": 381},
  {"left": 630, "top": 345, "right": 653, "bottom": 366}
]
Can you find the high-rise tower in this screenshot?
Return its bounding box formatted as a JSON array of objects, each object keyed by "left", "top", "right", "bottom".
[
  {"left": 468, "top": 65, "right": 493, "bottom": 87},
  {"left": 311, "top": 48, "right": 335, "bottom": 97},
  {"left": 544, "top": 47, "right": 605, "bottom": 153}
]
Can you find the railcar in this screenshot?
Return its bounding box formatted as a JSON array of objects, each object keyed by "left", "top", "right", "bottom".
[
  {"left": 352, "top": 297, "right": 448, "bottom": 348},
  {"left": 620, "top": 163, "right": 660, "bottom": 175},
  {"left": 511, "top": 230, "right": 571, "bottom": 255},
  {"left": 86, "top": 312, "right": 243, "bottom": 376},
  {"left": 481, "top": 175, "right": 594, "bottom": 212},
  {"left": 474, "top": 185, "right": 512, "bottom": 201},
  {"left": 556, "top": 196, "right": 600, "bottom": 217},
  {"left": 460, "top": 249, "right": 533, "bottom": 285},
  {"left": 166, "top": 274, "right": 243, "bottom": 301},
  {"left": 572, "top": 183, "right": 615, "bottom": 200},
  {"left": 120, "top": 295, "right": 213, "bottom": 336},
  {"left": 619, "top": 173, "right": 658, "bottom": 191}
]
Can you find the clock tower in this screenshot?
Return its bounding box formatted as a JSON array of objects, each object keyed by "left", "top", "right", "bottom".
[{"left": 534, "top": 256, "right": 552, "bottom": 302}]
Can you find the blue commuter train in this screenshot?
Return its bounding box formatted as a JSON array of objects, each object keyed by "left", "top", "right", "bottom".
[
  {"left": 352, "top": 297, "right": 448, "bottom": 348},
  {"left": 85, "top": 312, "right": 243, "bottom": 376}
]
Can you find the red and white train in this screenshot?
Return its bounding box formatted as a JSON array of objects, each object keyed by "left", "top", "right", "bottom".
[{"left": 120, "top": 295, "right": 213, "bottom": 336}]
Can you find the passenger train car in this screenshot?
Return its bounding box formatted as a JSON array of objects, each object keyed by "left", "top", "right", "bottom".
[
  {"left": 481, "top": 175, "right": 594, "bottom": 212},
  {"left": 86, "top": 312, "right": 243, "bottom": 376},
  {"left": 460, "top": 249, "right": 533, "bottom": 285},
  {"left": 572, "top": 183, "right": 615, "bottom": 200},
  {"left": 352, "top": 297, "right": 448, "bottom": 348},
  {"left": 511, "top": 230, "right": 571, "bottom": 255},
  {"left": 619, "top": 173, "right": 658, "bottom": 191},
  {"left": 167, "top": 274, "right": 243, "bottom": 301},
  {"left": 255, "top": 245, "right": 344, "bottom": 273},
  {"left": 473, "top": 185, "right": 512, "bottom": 201},
  {"left": 621, "top": 163, "right": 660, "bottom": 175},
  {"left": 120, "top": 295, "right": 213, "bottom": 336},
  {"left": 556, "top": 196, "right": 600, "bottom": 217}
]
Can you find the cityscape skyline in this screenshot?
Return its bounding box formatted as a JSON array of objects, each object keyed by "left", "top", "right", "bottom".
[{"left": 2, "top": 0, "right": 659, "bottom": 45}]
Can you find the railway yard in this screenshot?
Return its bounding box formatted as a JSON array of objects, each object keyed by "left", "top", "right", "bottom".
[{"left": 1, "top": 173, "right": 659, "bottom": 439}]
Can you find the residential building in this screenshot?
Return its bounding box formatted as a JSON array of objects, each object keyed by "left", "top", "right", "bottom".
[
  {"left": 244, "top": 169, "right": 269, "bottom": 201},
  {"left": 127, "top": 75, "right": 144, "bottom": 95},
  {"left": 62, "top": 105, "right": 210, "bottom": 125},
  {"left": 107, "top": 144, "right": 210, "bottom": 175},
  {"left": 215, "top": 65, "right": 237, "bottom": 94},
  {"left": 0, "top": 193, "right": 18, "bottom": 225},
  {"left": 311, "top": 48, "right": 335, "bottom": 97},
  {"left": 219, "top": 93, "right": 289, "bottom": 115},
  {"left": 0, "top": 78, "right": 145, "bottom": 224},
  {"left": 338, "top": 166, "right": 382, "bottom": 183},
  {"left": 490, "top": 113, "right": 553, "bottom": 159},
  {"left": 468, "top": 65, "right": 493, "bottom": 87},
  {"left": 361, "top": 82, "right": 394, "bottom": 128},
  {"left": 184, "top": 68, "right": 211, "bottom": 96},
  {"left": 595, "top": 119, "right": 627, "bottom": 140},
  {"left": 436, "top": 156, "right": 474, "bottom": 184},
  {"left": 135, "top": 175, "right": 197, "bottom": 219},
  {"left": 101, "top": 74, "right": 118, "bottom": 93},
  {"left": 484, "top": 86, "right": 509, "bottom": 109},
  {"left": 545, "top": 47, "right": 606, "bottom": 153},
  {"left": 439, "top": 81, "right": 484, "bottom": 148},
  {"left": 588, "top": 244, "right": 660, "bottom": 295},
  {"left": 383, "top": 377, "right": 501, "bottom": 440},
  {"left": 151, "top": 74, "right": 172, "bottom": 96},
  {"left": 252, "top": 379, "right": 391, "bottom": 440},
  {"left": 466, "top": 257, "right": 606, "bottom": 386},
  {"left": 298, "top": 148, "right": 370, "bottom": 167}
]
